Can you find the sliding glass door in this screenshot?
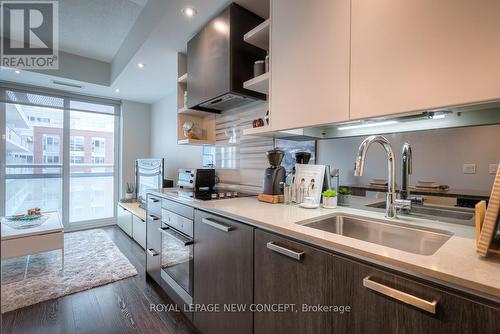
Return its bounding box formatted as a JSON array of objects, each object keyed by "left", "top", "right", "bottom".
[
  {"left": 1, "top": 86, "right": 120, "bottom": 228},
  {"left": 4, "top": 101, "right": 64, "bottom": 217},
  {"left": 69, "top": 109, "right": 116, "bottom": 224}
]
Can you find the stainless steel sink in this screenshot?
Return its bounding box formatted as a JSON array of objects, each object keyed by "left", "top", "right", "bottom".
[
  {"left": 366, "top": 202, "right": 474, "bottom": 222},
  {"left": 302, "top": 214, "right": 453, "bottom": 255}
]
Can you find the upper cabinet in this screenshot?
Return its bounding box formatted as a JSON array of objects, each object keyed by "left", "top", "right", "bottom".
[
  {"left": 350, "top": 0, "right": 500, "bottom": 120},
  {"left": 270, "top": 0, "right": 350, "bottom": 131}
]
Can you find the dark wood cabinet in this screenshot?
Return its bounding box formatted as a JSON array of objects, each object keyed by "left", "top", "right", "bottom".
[
  {"left": 193, "top": 210, "right": 254, "bottom": 334},
  {"left": 254, "top": 229, "right": 334, "bottom": 334},
  {"left": 332, "top": 255, "right": 500, "bottom": 334}
]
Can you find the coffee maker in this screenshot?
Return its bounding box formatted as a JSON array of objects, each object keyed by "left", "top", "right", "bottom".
[{"left": 263, "top": 149, "right": 286, "bottom": 195}]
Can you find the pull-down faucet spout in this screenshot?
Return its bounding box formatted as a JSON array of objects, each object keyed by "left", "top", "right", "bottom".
[{"left": 354, "top": 135, "right": 397, "bottom": 219}]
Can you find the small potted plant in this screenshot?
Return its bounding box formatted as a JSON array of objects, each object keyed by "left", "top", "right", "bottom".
[
  {"left": 321, "top": 189, "right": 337, "bottom": 209},
  {"left": 125, "top": 182, "right": 135, "bottom": 200},
  {"left": 338, "top": 187, "right": 352, "bottom": 206}
]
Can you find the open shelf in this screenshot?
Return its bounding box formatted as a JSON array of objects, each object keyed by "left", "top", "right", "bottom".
[
  {"left": 242, "top": 126, "right": 271, "bottom": 136},
  {"left": 243, "top": 72, "right": 269, "bottom": 94},
  {"left": 244, "top": 19, "right": 270, "bottom": 51},
  {"left": 178, "top": 138, "right": 215, "bottom": 145},
  {"left": 178, "top": 107, "right": 213, "bottom": 116},
  {"left": 178, "top": 73, "right": 187, "bottom": 84}
]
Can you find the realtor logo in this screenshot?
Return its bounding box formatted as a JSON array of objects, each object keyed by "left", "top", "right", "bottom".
[{"left": 1, "top": 1, "right": 59, "bottom": 69}]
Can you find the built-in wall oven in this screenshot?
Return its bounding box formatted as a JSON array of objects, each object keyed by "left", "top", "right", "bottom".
[
  {"left": 146, "top": 195, "right": 195, "bottom": 308},
  {"left": 159, "top": 207, "right": 194, "bottom": 305}
]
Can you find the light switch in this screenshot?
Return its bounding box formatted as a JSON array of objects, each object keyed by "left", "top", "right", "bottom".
[
  {"left": 489, "top": 164, "right": 499, "bottom": 175},
  {"left": 463, "top": 163, "right": 476, "bottom": 174}
]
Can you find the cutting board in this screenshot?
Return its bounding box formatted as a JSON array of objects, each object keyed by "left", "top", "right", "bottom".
[{"left": 477, "top": 163, "right": 500, "bottom": 256}]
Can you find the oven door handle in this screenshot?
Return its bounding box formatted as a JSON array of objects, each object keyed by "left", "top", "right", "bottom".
[{"left": 158, "top": 227, "right": 193, "bottom": 246}]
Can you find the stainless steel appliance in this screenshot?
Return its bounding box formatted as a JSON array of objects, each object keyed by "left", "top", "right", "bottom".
[
  {"left": 177, "top": 168, "right": 216, "bottom": 190},
  {"left": 159, "top": 208, "right": 194, "bottom": 304},
  {"left": 186, "top": 3, "right": 266, "bottom": 112},
  {"left": 263, "top": 149, "right": 286, "bottom": 195}
]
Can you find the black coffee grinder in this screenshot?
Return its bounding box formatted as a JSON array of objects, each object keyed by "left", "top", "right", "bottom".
[{"left": 263, "top": 149, "right": 286, "bottom": 195}]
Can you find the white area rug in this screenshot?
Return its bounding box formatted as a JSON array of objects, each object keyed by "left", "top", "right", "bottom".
[{"left": 1, "top": 229, "right": 137, "bottom": 313}]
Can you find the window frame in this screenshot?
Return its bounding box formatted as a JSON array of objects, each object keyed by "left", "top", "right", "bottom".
[{"left": 0, "top": 83, "right": 121, "bottom": 230}]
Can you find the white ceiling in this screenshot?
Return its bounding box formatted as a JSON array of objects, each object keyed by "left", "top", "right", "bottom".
[
  {"left": 59, "top": 0, "right": 146, "bottom": 62},
  {"left": 0, "top": 0, "right": 270, "bottom": 104}
]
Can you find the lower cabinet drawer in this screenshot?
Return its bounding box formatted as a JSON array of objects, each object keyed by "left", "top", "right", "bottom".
[
  {"left": 132, "top": 215, "right": 146, "bottom": 249},
  {"left": 332, "top": 256, "right": 500, "bottom": 333},
  {"left": 146, "top": 213, "right": 161, "bottom": 284},
  {"left": 117, "top": 205, "right": 132, "bottom": 237},
  {"left": 254, "top": 229, "right": 334, "bottom": 334},
  {"left": 146, "top": 195, "right": 162, "bottom": 216}
]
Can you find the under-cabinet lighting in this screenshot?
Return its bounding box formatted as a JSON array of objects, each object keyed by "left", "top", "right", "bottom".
[
  {"left": 430, "top": 113, "right": 446, "bottom": 119},
  {"left": 338, "top": 120, "right": 398, "bottom": 131}
]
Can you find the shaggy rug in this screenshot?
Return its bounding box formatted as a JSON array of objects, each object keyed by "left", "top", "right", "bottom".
[{"left": 1, "top": 229, "right": 137, "bottom": 313}]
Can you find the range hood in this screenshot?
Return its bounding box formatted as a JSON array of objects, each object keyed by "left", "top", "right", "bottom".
[{"left": 186, "top": 3, "right": 267, "bottom": 113}]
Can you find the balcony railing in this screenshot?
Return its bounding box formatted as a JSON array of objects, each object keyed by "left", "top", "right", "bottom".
[
  {"left": 6, "top": 163, "right": 114, "bottom": 178},
  {"left": 6, "top": 126, "right": 31, "bottom": 151}
]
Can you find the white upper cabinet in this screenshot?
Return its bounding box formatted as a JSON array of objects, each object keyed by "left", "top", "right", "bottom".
[
  {"left": 350, "top": 0, "right": 500, "bottom": 120},
  {"left": 270, "top": 0, "right": 350, "bottom": 131}
]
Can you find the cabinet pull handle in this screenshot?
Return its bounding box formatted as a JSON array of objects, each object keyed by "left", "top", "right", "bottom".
[
  {"left": 147, "top": 248, "right": 159, "bottom": 256},
  {"left": 149, "top": 198, "right": 159, "bottom": 203},
  {"left": 266, "top": 242, "right": 304, "bottom": 261},
  {"left": 158, "top": 227, "right": 194, "bottom": 246},
  {"left": 363, "top": 276, "right": 437, "bottom": 314},
  {"left": 201, "top": 218, "right": 233, "bottom": 232},
  {"left": 148, "top": 214, "right": 159, "bottom": 220}
]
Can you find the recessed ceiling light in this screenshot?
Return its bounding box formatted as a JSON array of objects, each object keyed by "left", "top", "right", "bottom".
[
  {"left": 115, "top": 88, "right": 120, "bottom": 93},
  {"left": 137, "top": 63, "right": 145, "bottom": 69},
  {"left": 14, "top": 69, "right": 20, "bottom": 74},
  {"left": 182, "top": 6, "right": 197, "bottom": 18}
]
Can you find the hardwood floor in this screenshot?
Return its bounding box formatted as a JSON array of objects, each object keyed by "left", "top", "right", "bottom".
[{"left": 1, "top": 226, "right": 199, "bottom": 334}]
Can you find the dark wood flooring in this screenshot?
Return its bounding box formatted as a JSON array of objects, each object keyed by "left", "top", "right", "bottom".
[{"left": 1, "top": 226, "right": 199, "bottom": 334}]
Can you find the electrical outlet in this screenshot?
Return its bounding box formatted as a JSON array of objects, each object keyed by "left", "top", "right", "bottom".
[
  {"left": 489, "top": 164, "right": 499, "bottom": 175},
  {"left": 463, "top": 163, "right": 476, "bottom": 174}
]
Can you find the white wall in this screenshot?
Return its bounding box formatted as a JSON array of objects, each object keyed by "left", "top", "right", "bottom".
[
  {"left": 150, "top": 92, "right": 203, "bottom": 182},
  {"left": 120, "top": 100, "right": 151, "bottom": 197},
  {"left": 317, "top": 124, "right": 500, "bottom": 191}
]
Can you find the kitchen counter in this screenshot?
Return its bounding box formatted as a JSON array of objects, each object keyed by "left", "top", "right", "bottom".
[
  {"left": 118, "top": 201, "right": 146, "bottom": 221},
  {"left": 149, "top": 188, "right": 500, "bottom": 300}
]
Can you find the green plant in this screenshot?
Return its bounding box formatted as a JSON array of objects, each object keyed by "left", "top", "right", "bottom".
[
  {"left": 338, "top": 187, "right": 352, "bottom": 195},
  {"left": 126, "top": 182, "right": 135, "bottom": 193},
  {"left": 321, "top": 189, "right": 337, "bottom": 197}
]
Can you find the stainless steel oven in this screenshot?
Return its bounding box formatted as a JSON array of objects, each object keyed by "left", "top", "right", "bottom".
[{"left": 159, "top": 208, "right": 194, "bottom": 304}]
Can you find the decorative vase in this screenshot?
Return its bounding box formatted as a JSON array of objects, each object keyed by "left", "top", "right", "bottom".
[
  {"left": 322, "top": 196, "right": 337, "bottom": 209},
  {"left": 338, "top": 194, "right": 351, "bottom": 206},
  {"left": 125, "top": 192, "right": 134, "bottom": 200}
]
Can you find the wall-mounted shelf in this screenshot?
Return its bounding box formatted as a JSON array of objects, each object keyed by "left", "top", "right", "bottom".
[
  {"left": 242, "top": 126, "right": 271, "bottom": 136},
  {"left": 244, "top": 19, "right": 270, "bottom": 51},
  {"left": 178, "top": 73, "right": 187, "bottom": 84},
  {"left": 178, "top": 138, "right": 215, "bottom": 145},
  {"left": 244, "top": 72, "right": 269, "bottom": 94},
  {"left": 176, "top": 52, "right": 216, "bottom": 146},
  {"left": 178, "top": 107, "right": 213, "bottom": 116}
]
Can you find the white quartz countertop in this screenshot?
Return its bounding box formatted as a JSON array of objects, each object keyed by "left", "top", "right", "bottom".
[{"left": 151, "top": 188, "right": 500, "bottom": 300}]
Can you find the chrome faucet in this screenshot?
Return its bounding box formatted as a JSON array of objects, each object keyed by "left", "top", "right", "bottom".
[
  {"left": 401, "top": 142, "right": 412, "bottom": 200},
  {"left": 354, "top": 135, "right": 397, "bottom": 219}
]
